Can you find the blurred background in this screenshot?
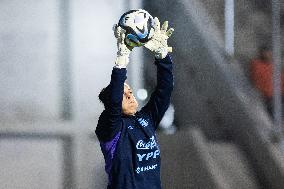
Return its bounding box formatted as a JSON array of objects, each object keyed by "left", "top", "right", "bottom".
[{"left": 1, "top": 0, "right": 284, "bottom": 188}]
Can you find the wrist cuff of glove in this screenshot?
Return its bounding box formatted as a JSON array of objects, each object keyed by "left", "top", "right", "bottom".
[
  {"left": 155, "top": 48, "right": 168, "bottom": 59},
  {"left": 115, "top": 55, "right": 129, "bottom": 68},
  {"left": 155, "top": 54, "right": 172, "bottom": 64},
  {"left": 155, "top": 52, "right": 168, "bottom": 59}
]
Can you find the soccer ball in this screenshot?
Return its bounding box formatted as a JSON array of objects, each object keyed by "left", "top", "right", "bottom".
[{"left": 118, "top": 9, "right": 155, "bottom": 48}]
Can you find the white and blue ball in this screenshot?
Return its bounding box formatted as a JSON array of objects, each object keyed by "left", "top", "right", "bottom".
[{"left": 118, "top": 9, "right": 155, "bottom": 48}]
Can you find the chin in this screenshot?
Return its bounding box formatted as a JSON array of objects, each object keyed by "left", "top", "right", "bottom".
[
  {"left": 125, "top": 109, "right": 137, "bottom": 116},
  {"left": 122, "top": 103, "right": 138, "bottom": 116},
  {"left": 130, "top": 109, "right": 138, "bottom": 115},
  {"left": 133, "top": 109, "right": 138, "bottom": 115}
]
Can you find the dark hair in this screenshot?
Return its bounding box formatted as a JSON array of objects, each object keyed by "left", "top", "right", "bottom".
[
  {"left": 258, "top": 45, "right": 272, "bottom": 60},
  {"left": 99, "top": 85, "right": 111, "bottom": 109},
  {"left": 259, "top": 45, "right": 271, "bottom": 53}
]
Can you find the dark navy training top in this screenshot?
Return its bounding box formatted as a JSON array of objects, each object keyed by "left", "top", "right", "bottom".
[{"left": 96, "top": 55, "right": 173, "bottom": 189}]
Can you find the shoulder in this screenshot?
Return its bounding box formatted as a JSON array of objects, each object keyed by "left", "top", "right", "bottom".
[
  {"left": 250, "top": 59, "right": 263, "bottom": 69},
  {"left": 251, "top": 59, "right": 265, "bottom": 65},
  {"left": 97, "top": 110, "right": 109, "bottom": 124},
  {"left": 96, "top": 111, "right": 124, "bottom": 141},
  {"left": 96, "top": 111, "right": 109, "bottom": 133}
]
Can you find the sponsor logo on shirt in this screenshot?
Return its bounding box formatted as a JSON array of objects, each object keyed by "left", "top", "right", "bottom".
[
  {"left": 135, "top": 136, "right": 160, "bottom": 174},
  {"left": 136, "top": 136, "right": 157, "bottom": 150},
  {"left": 136, "top": 164, "right": 158, "bottom": 174},
  {"left": 137, "top": 150, "right": 160, "bottom": 162},
  {"left": 136, "top": 136, "right": 160, "bottom": 164}
]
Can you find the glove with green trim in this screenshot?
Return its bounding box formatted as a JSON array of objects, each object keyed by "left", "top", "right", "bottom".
[
  {"left": 144, "top": 17, "right": 174, "bottom": 59},
  {"left": 113, "top": 24, "right": 133, "bottom": 68}
]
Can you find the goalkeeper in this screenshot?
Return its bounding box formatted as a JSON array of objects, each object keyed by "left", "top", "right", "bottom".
[{"left": 96, "top": 17, "right": 174, "bottom": 189}]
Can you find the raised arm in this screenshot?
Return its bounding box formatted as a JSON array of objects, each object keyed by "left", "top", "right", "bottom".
[
  {"left": 141, "top": 55, "right": 173, "bottom": 128},
  {"left": 109, "top": 68, "right": 127, "bottom": 124},
  {"left": 96, "top": 25, "right": 132, "bottom": 142},
  {"left": 141, "top": 18, "right": 174, "bottom": 129}
]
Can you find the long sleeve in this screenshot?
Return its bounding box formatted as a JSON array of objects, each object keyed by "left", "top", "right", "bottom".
[
  {"left": 96, "top": 68, "right": 127, "bottom": 142},
  {"left": 141, "top": 54, "right": 174, "bottom": 130},
  {"left": 109, "top": 68, "right": 127, "bottom": 124}
]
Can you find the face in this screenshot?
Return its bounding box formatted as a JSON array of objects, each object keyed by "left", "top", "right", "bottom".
[
  {"left": 260, "top": 50, "right": 272, "bottom": 62},
  {"left": 122, "top": 83, "right": 138, "bottom": 116}
]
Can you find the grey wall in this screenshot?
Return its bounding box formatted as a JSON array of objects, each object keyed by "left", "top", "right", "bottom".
[
  {"left": 0, "top": 0, "right": 60, "bottom": 121},
  {"left": 0, "top": 0, "right": 127, "bottom": 121},
  {"left": 0, "top": 0, "right": 129, "bottom": 188},
  {"left": 0, "top": 138, "right": 63, "bottom": 189},
  {"left": 72, "top": 0, "right": 126, "bottom": 120}
]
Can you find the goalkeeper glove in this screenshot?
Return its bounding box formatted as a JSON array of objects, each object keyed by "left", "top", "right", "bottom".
[
  {"left": 113, "top": 24, "right": 133, "bottom": 68},
  {"left": 144, "top": 17, "right": 174, "bottom": 59}
]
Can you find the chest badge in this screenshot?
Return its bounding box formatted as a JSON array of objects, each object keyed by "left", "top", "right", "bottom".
[{"left": 137, "top": 118, "right": 149, "bottom": 127}]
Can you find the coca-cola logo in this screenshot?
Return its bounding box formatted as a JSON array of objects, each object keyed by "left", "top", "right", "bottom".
[{"left": 136, "top": 136, "right": 157, "bottom": 150}]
